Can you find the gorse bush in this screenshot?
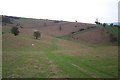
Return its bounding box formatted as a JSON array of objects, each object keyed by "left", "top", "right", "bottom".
[
  {"left": 11, "top": 26, "right": 20, "bottom": 36},
  {"left": 103, "top": 23, "right": 107, "bottom": 27},
  {"left": 33, "top": 30, "right": 41, "bottom": 39},
  {"left": 109, "top": 33, "right": 117, "bottom": 42}
]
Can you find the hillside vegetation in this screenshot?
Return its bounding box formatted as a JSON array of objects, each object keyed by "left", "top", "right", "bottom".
[{"left": 2, "top": 15, "right": 118, "bottom": 78}]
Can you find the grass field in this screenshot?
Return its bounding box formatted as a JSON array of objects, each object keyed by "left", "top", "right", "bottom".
[
  {"left": 2, "top": 16, "right": 118, "bottom": 78},
  {"left": 2, "top": 32, "right": 118, "bottom": 78}
]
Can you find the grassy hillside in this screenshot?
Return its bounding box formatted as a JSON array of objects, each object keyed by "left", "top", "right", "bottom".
[
  {"left": 3, "top": 33, "right": 118, "bottom": 78},
  {"left": 2, "top": 16, "right": 118, "bottom": 78}
]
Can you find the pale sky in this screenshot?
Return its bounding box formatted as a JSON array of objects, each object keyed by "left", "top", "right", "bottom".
[{"left": 0, "top": 0, "right": 119, "bottom": 23}]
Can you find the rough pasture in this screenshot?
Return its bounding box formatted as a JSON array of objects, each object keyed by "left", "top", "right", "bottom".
[{"left": 2, "top": 16, "right": 118, "bottom": 78}]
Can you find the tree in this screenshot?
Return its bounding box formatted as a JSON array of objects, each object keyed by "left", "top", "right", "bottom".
[
  {"left": 95, "top": 18, "right": 100, "bottom": 24},
  {"left": 11, "top": 26, "right": 20, "bottom": 36},
  {"left": 110, "top": 23, "right": 113, "bottom": 27},
  {"left": 33, "top": 30, "right": 41, "bottom": 39},
  {"left": 103, "top": 23, "right": 107, "bottom": 27},
  {"left": 109, "top": 33, "right": 117, "bottom": 42}
]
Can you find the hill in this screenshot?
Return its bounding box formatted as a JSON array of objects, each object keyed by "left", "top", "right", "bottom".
[
  {"left": 2, "top": 15, "right": 118, "bottom": 78},
  {"left": 2, "top": 15, "right": 118, "bottom": 45}
]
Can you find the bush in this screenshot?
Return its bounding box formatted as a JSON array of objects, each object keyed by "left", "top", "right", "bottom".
[
  {"left": 95, "top": 21, "right": 100, "bottom": 25},
  {"left": 33, "top": 30, "right": 41, "bottom": 39},
  {"left": 109, "top": 33, "right": 117, "bottom": 42},
  {"left": 110, "top": 23, "right": 113, "bottom": 27},
  {"left": 79, "top": 28, "right": 84, "bottom": 31},
  {"left": 59, "top": 26, "right": 62, "bottom": 31},
  {"left": 75, "top": 26, "right": 77, "bottom": 27},
  {"left": 103, "top": 23, "right": 107, "bottom": 27},
  {"left": 11, "top": 26, "right": 20, "bottom": 36},
  {"left": 71, "top": 32, "right": 75, "bottom": 34}
]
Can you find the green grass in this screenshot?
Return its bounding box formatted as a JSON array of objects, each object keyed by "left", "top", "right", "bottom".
[
  {"left": 105, "top": 26, "right": 119, "bottom": 37},
  {"left": 105, "top": 26, "right": 120, "bottom": 46},
  {"left": 44, "top": 38, "right": 118, "bottom": 78},
  {"left": 44, "top": 38, "right": 90, "bottom": 77},
  {"left": 2, "top": 33, "right": 118, "bottom": 78}
]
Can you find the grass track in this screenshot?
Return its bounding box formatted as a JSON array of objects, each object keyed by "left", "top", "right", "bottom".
[
  {"left": 43, "top": 38, "right": 118, "bottom": 78},
  {"left": 2, "top": 34, "right": 118, "bottom": 78}
]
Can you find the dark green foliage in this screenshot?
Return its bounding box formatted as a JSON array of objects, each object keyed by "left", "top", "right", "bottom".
[
  {"left": 109, "top": 33, "right": 117, "bottom": 42},
  {"left": 11, "top": 27, "right": 20, "bottom": 36},
  {"left": 34, "top": 31, "right": 41, "bottom": 39},
  {"left": 95, "top": 21, "right": 100, "bottom": 25},
  {"left": 71, "top": 32, "right": 75, "bottom": 34},
  {"left": 110, "top": 23, "right": 113, "bottom": 27},
  {"left": 103, "top": 23, "right": 107, "bottom": 27},
  {"left": 114, "top": 25, "right": 120, "bottom": 27},
  {"left": 79, "top": 28, "right": 85, "bottom": 31}
]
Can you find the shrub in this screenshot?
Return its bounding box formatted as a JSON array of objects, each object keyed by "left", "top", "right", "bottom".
[
  {"left": 103, "top": 23, "right": 107, "bottom": 27},
  {"left": 33, "top": 30, "right": 41, "bottom": 39},
  {"left": 11, "top": 26, "right": 20, "bottom": 36},
  {"left": 75, "top": 26, "right": 77, "bottom": 27},
  {"left": 95, "top": 21, "right": 100, "bottom": 25},
  {"left": 109, "top": 33, "right": 117, "bottom": 42},
  {"left": 59, "top": 26, "right": 62, "bottom": 31},
  {"left": 79, "top": 28, "right": 84, "bottom": 31},
  {"left": 71, "top": 32, "right": 75, "bottom": 34},
  {"left": 110, "top": 23, "right": 113, "bottom": 27}
]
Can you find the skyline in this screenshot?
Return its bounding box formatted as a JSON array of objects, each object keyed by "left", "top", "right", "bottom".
[{"left": 0, "top": 0, "right": 119, "bottom": 23}]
